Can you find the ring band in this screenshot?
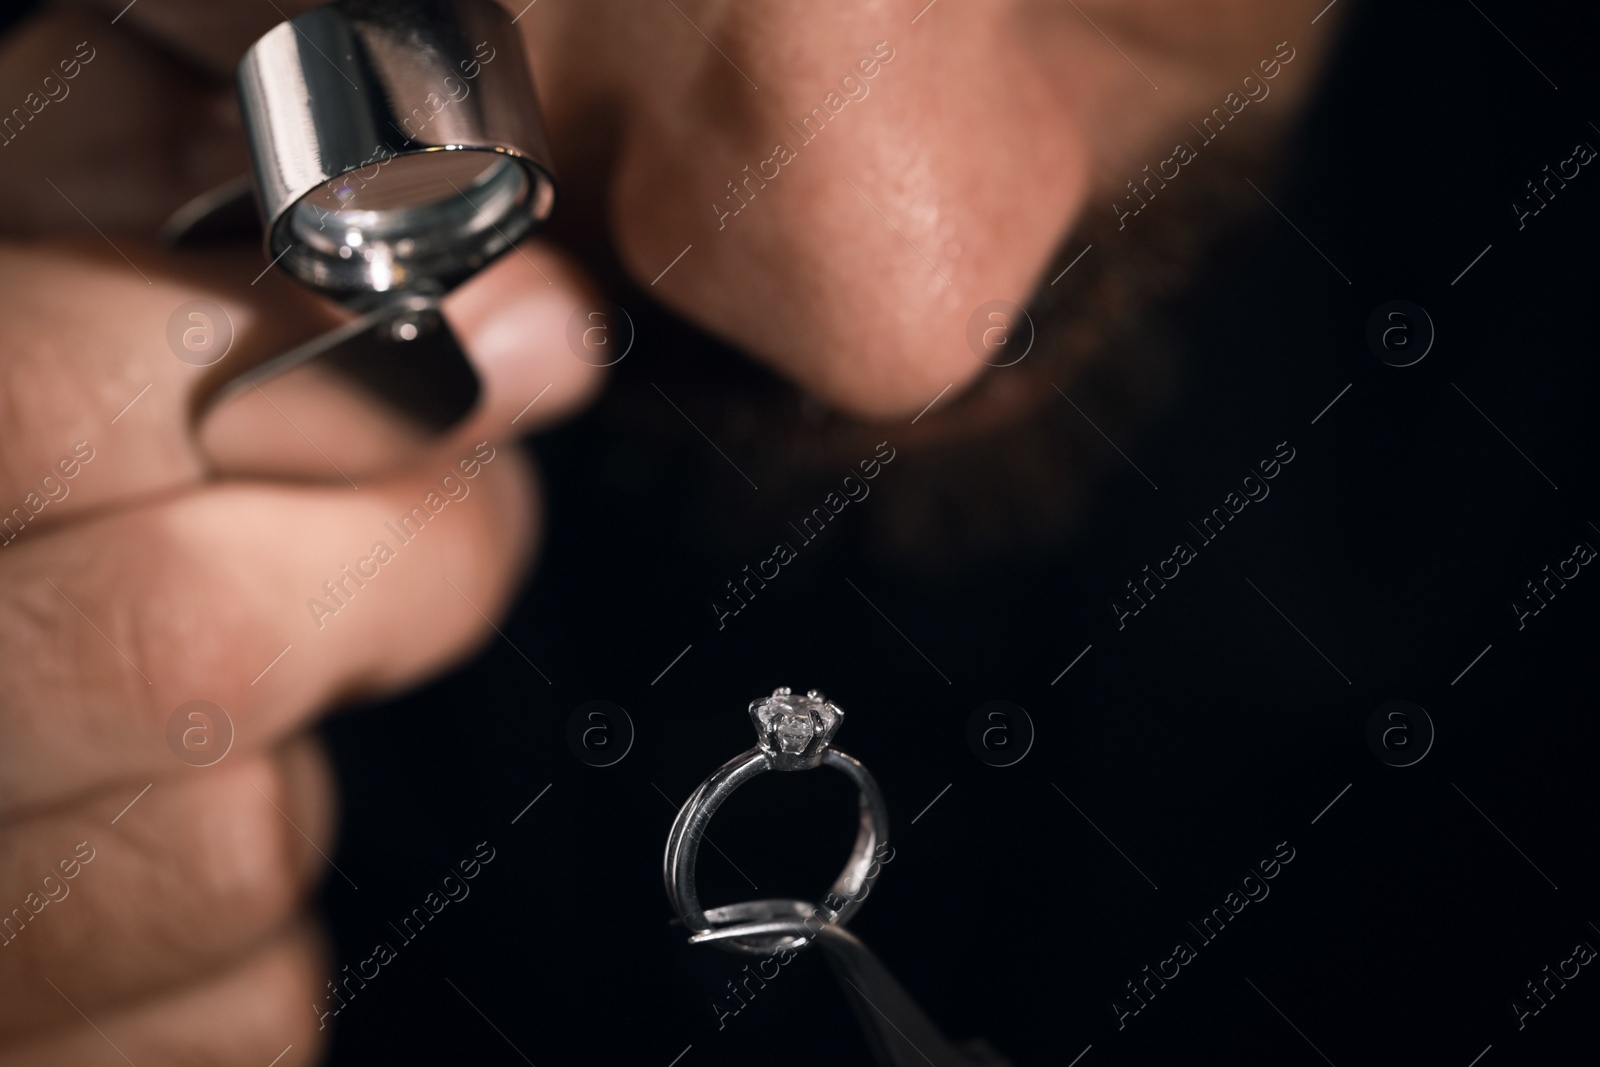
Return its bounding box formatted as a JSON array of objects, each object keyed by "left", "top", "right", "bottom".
[
  {"left": 237, "top": 0, "right": 556, "bottom": 308},
  {"left": 664, "top": 689, "right": 890, "bottom": 957}
]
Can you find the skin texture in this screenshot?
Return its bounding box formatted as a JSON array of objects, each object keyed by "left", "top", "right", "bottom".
[{"left": 0, "top": 0, "right": 1340, "bottom": 1061}]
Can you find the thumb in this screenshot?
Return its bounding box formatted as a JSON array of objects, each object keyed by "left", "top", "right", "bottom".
[{"left": 440, "top": 238, "right": 609, "bottom": 442}]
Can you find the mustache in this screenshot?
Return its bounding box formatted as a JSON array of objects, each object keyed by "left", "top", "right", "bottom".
[{"left": 600, "top": 124, "right": 1287, "bottom": 572}]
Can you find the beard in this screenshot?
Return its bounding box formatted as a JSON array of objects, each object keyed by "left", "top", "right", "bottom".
[{"left": 593, "top": 126, "right": 1290, "bottom": 573}]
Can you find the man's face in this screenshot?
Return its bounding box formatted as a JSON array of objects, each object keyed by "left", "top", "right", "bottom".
[
  {"left": 518, "top": 0, "right": 1340, "bottom": 417},
  {"left": 95, "top": 0, "right": 1339, "bottom": 420}
]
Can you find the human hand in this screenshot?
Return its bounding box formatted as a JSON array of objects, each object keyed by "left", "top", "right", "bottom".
[{"left": 0, "top": 7, "right": 602, "bottom": 1063}]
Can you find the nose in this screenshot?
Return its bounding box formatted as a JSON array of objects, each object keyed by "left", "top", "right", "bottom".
[{"left": 599, "top": 15, "right": 1090, "bottom": 419}]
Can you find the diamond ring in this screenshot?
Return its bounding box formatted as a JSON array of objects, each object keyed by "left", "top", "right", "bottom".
[{"left": 663, "top": 688, "right": 891, "bottom": 957}]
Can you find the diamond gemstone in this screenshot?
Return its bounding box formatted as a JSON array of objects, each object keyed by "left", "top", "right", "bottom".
[
  {"left": 751, "top": 689, "right": 841, "bottom": 761},
  {"left": 772, "top": 709, "right": 814, "bottom": 752}
]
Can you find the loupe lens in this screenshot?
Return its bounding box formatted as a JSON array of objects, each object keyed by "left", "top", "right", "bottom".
[
  {"left": 280, "top": 151, "right": 543, "bottom": 300},
  {"left": 236, "top": 0, "right": 556, "bottom": 305}
]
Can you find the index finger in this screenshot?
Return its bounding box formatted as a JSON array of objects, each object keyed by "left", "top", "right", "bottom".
[{"left": 0, "top": 237, "right": 601, "bottom": 541}]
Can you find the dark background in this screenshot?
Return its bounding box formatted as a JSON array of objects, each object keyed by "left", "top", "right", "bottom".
[
  {"left": 209, "top": 1, "right": 1598, "bottom": 1064},
  {"left": 0, "top": 0, "right": 1589, "bottom": 1063}
]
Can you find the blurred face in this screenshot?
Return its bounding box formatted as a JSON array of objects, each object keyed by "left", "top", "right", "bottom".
[
  {"left": 93, "top": 0, "right": 1340, "bottom": 420},
  {"left": 520, "top": 0, "right": 1341, "bottom": 417}
]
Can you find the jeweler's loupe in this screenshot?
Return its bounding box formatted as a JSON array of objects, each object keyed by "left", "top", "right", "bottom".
[{"left": 164, "top": 0, "right": 555, "bottom": 439}]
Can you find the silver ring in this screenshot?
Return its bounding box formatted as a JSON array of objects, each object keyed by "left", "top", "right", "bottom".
[
  {"left": 664, "top": 688, "right": 890, "bottom": 957},
  {"left": 237, "top": 0, "right": 556, "bottom": 309}
]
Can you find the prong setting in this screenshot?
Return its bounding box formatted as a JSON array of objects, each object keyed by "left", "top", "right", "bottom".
[{"left": 749, "top": 688, "right": 844, "bottom": 770}]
